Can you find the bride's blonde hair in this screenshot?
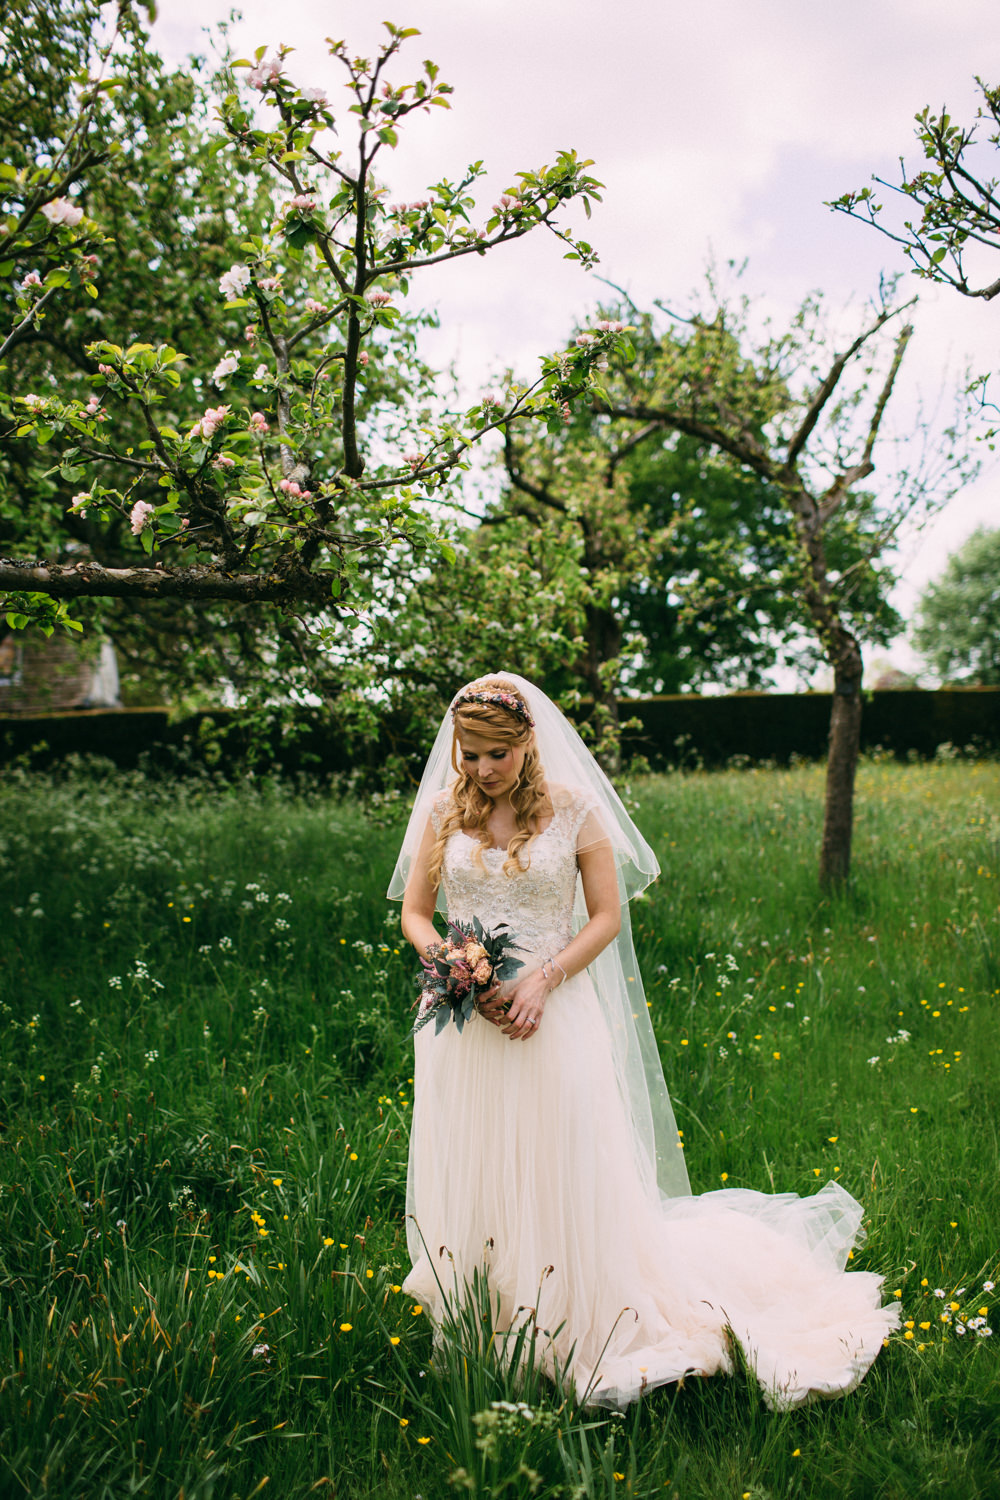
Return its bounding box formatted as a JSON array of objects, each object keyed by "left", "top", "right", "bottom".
[{"left": 426, "top": 676, "right": 548, "bottom": 889}]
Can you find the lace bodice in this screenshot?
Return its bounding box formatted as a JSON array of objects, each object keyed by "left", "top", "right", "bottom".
[{"left": 432, "top": 787, "right": 600, "bottom": 959}]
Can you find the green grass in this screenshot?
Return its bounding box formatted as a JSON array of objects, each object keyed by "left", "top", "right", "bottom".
[{"left": 0, "top": 753, "right": 998, "bottom": 1498}]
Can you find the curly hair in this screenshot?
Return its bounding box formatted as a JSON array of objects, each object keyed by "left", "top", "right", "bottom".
[{"left": 426, "top": 677, "right": 549, "bottom": 889}]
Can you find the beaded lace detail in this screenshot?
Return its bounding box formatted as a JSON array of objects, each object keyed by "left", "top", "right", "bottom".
[{"left": 433, "top": 787, "right": 596, "bottom": 959}]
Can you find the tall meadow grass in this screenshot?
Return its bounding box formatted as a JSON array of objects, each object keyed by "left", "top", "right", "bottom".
[{"left": 0, "top": 753, "right": 997, "bottom": 1498}]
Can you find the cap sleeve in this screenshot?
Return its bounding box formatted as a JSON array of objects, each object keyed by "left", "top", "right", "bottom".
[
  {"left": 429, "top": 788, "right": 452, "bottom": 835},
  {"left": 558, "top": 787, "right": 607, "bottom": 851}
]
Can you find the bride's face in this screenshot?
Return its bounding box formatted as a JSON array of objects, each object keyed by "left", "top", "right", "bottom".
[{"left": 456, "top": 729, "right": 527, "bottom": 799}]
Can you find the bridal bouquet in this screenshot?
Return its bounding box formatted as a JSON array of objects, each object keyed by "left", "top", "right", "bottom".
[{"left": 413, "top": 916, "right": 525, "bottom": 1035}]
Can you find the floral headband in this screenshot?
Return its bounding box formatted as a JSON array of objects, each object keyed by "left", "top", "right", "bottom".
[{"left": 450, "top": 687, "right": 535, "bottom": 728}]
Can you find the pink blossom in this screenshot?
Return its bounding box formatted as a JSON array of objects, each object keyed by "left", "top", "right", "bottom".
[
  {"left": 258, "top": 277, "right": 280, "bottom": 291},
  {"left": 595, "top": 319, "right": 624, "bottom": 333},
  {"left": 41, "top": 197, "right": 83, "bottom": 228},
  {"left": 358, "top": 351, "right": 370, "bottom": 367},
  {"left": 403, "top": 450, "right": 426, "bottom": 472},
  {"left": 248, "top": 54, "right": 282, "bottom": 90},
  {"left": 408, "top": 199, "right": 429, "bottom": 211},
  {"left": 22, "top": 394, "right": 46, "bottom": 409},
  {"left": 493, "top": 195, "right": 524, "bottom": 215},
  {"left": 188, "top": 404, "right": 231, "bottom": 440},
  {"left": 473, "top": 959, "right": 492, "bottom": 985},
  {"left": 213, "top": 454, "right": 236, "bottom": 468},
  {"left": 212, "top": 352, "right": 239, "bottom": 386},
  {"left": 98, "top": 363, "right": 114, "bottom": 376},
  {"left": 366, "top": 290, "right": 393, "bottom": 308},
  {"left": 303, "top": 297, "right": 329, "bottom": 315},
  {"left": 244, "top": 324, "right": 258, "bottom": 343},
  {"left": 253, "top": 363, "right": 270, "bottom": 380},
  {"left": 481, "top": 391, "right": 501, "bottom": 408},
  {"left": 218, "top": 264, "right": 251, "bottom": 300},
  {"left": 129, "top": 500, "right": 155, "bottom": 536},
  {"left": 69, "top": 491, "right": 91, "bottom": 515},
  {"left": 249, "top": 411, "right": 269, "bottom": 432},
  {"left": 575, "top": 333, "right": 595, "bottom": 347},
  {"left": 21, "top": 270, "right": 42, "bottom": 288},
  {"left": 561, "top": 401, "right": 572, "bottom": 424},
  {"left": 288, "top": 194, "right": 317, "bottom": 213},
  {"left": 277, "top": 477, "right": 312, "bottom": 498}
]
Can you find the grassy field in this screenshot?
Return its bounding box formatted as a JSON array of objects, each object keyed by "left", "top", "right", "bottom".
[{"left": 0, "top": 754, "right": 998, "bottom": 1499}]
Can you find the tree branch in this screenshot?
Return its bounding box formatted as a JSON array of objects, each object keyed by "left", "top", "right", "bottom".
[
  {"left": 784, "top": 299, "right": 915, "bottom": 470},
  {"left": 0, "top": 558, "right": 340, "bottom": 606}
]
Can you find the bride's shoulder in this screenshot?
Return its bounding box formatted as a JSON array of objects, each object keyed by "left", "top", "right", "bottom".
[
  {"left": 429, "top": 787, "right": 457, "bottom": 832},
  {"left": 547, "top": 783, "right": 600, "bottom": 822}
]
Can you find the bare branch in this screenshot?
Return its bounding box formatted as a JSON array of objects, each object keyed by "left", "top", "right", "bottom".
[{"left": 784, "top": 300, "right": 915, "bottom": 470}]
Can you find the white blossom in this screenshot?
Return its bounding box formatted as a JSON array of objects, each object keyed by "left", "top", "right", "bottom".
[
  {"left": 212, "top": 352, "right": 240, "bottom": 386},
  {"left": 41, "top": 197, "right": 84, "bottom": 228},
  {"left": 219, "top": 264, "right": 251, "bottom": 300}
]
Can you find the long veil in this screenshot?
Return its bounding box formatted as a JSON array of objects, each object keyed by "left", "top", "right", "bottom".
[{"left": 387, "top": 671, "right": 691, "bottom": 1202}]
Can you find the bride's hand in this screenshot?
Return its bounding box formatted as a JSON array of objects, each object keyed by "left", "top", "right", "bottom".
[
  {"left": 500, "top": 968, "right": 552, "bottom": 1041},
  {"left": 475, "top": 981, "right": 507, "bottom": 1026}
]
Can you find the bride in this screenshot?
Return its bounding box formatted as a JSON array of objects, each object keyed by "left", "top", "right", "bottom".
[{"left": 389, "top": 673, "right": 898, "bottom": 1410}]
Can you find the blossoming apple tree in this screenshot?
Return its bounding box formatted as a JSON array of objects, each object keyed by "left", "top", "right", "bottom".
[{"left": 0, "top": 19, "right": 619, "bottom": 652}]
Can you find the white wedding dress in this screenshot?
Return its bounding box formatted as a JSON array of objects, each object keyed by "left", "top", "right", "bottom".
[{"left": 404, "top": 787, "right": 899, "bottom": 1410}]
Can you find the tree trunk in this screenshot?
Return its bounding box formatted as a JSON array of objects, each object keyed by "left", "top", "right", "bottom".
[{"left": 820, "top": 651, "right": 864, "bottom": 889}]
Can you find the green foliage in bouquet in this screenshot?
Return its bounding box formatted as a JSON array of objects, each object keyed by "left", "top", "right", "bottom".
[{"left": 415, "top": 916, "right": 525, "bottom": 1036}]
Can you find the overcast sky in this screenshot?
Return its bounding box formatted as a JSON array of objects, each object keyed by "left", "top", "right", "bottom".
[{"left": 152, "top": 0, "right": 1000, "bottom": 679}]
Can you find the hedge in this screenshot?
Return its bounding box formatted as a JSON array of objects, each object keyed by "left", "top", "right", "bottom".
[{"left": 1, "top": 688, "right": 996, "bottom": 780}]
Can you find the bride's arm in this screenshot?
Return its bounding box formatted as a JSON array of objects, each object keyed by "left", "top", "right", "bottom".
[
  {"left": 495, "top": 836, "right": 621, "bottom": 1040},
  {"left": 401, "top": 816, "right": 444, "bottom": 959}
]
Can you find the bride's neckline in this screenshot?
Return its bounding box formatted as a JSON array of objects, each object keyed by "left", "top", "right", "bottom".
[{"left": 458, "top": 802, "right": 557, "bottom": 853}]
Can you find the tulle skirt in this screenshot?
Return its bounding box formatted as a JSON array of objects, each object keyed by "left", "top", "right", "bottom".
[{"left": 404, "top": 970, "right": 899, "bottom": 1410}]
